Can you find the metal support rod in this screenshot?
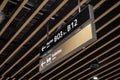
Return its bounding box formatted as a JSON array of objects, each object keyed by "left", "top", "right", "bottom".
[
  {"left": 78, "top": 0, "right": 81, "bottom": 13},
  {"left": 47, "top": 23, "right": 49, "bottom": 40}
]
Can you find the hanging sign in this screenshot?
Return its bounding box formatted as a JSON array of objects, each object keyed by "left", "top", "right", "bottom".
[
  {"left": 39, "top": 5, "right": 97, "bottom": 72},
  {"left": 39, "top": 5, "right": 94, "bottom": 56}
]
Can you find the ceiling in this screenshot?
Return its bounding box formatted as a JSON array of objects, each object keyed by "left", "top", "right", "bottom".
[{"left": 0, "top": 0, "right": 119, "bottom": 80}]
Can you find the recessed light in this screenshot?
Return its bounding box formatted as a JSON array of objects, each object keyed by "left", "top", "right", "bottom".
[{"left": 93, "top": 76, "right": 99, "bottom": 80}]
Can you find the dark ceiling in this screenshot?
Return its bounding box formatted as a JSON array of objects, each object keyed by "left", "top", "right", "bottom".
[{"left": 0, "top": 0, "right": 119, "bottom": 80}]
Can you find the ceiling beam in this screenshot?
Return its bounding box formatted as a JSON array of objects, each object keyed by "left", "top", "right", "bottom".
[
  {"left": 87, "top": 51, "right": 120, "bottom": 80},
  {"left": 1, "top": 0, "right": 68, "bottom": 78},
  {"left": 39, "top": 20, "right": 119, "bottom": 79},
  {"left": 50, "top": 34, "right": 120, "bottom": 79},
  {"left": 19, "top": 64, "right": 39, "bottom": 80},
  {"left": 99, "top": 64, "right": 120, "bottom": 79},
  {"left": 0, "top": 0, "right": 9, "bottom": 11},
  {"left": 48, "top": 0, "right": 87, "bottom": 34},
  {"left": 6, "top": 77, "right": 10, "bottom": 80},
  {"left": 27, "top": 0, "right": 87, "bottom": 79},
  {"left": 11, "top": 54, "right": 39, "bottom": 78},
  {"left": 96, "top": 13, "right": 120, "bottom": 32},
  {"left": 29, "top": 69, "right": 40, "bottom": 80},
  {"left": 0, "top": 0, "right": 28, "bottom": 36},
  {"left": 40, "top": 26, "right": 119, "bottom": 79},
  {"left": 114, "top": 77, "right": 120, "bottom": 80},
  {"left": 0, "top": 0, "right": 48, "bottom": 67},
  {"left": 78, "top": 57, "right": 120, "bottom": 79},
  {"left": 100, "top": 68, "right": 120, "bottom": 80},
  {"left": 66, "top": 42, "right": 120, "bottom": 80},
  {"left": 93, "top": 0, "right": 105, "bottom": 10},
  {"left": 0, "top": 0, "right": 119, "bottom": 80},
  {"left": 15, "top": 0, "right": 118, "bottom": 79},
  {"left": 39, "top": 1, "right": 118, "bottom": 79},
  {"left": 94, "top": 1, "right": 120, "bottom": 23},
  {"left": 48, "top": 3, "right": 120, "bottom": 78}
]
